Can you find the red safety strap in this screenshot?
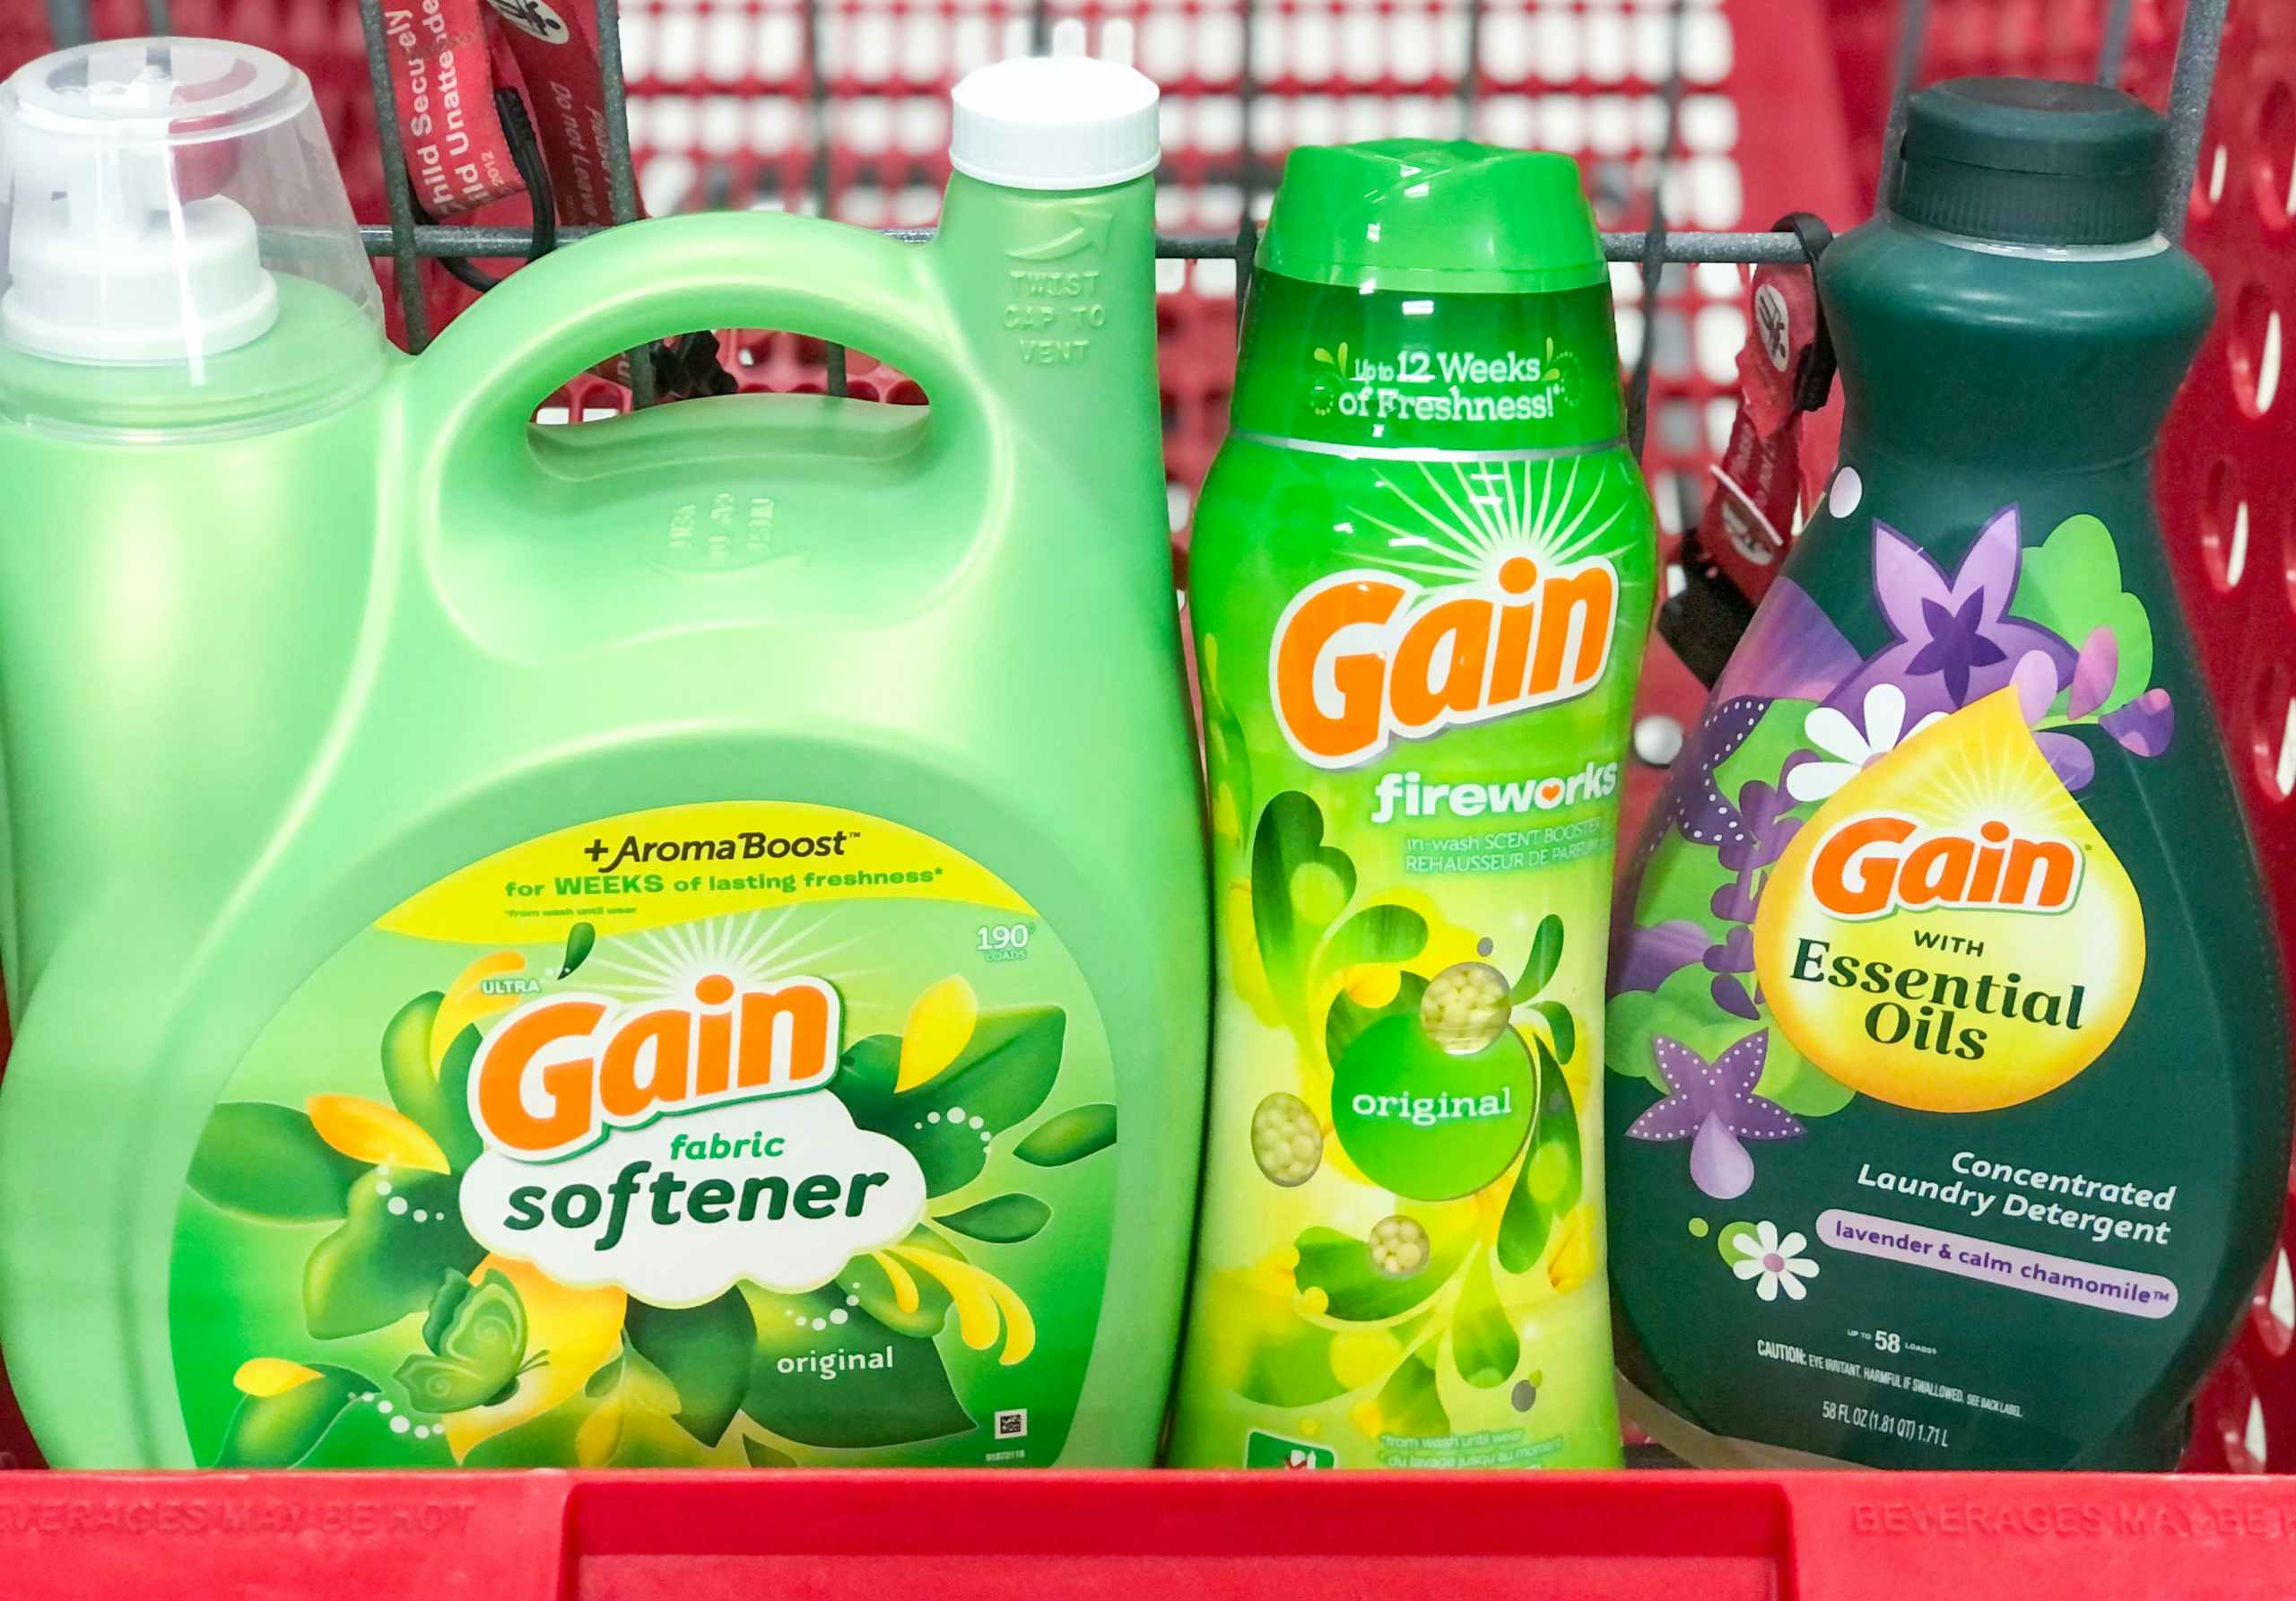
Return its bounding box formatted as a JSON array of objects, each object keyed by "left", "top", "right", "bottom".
[
  {"left": 378, "top": 0, "right": 631, "bottom": 227},
  {"left": 1696, "top": 238, "right": 1839, "bottom": 605},
  {"left": 376, "top": 0, "right": 524, "bottom": 217},
  {"left": 483, "top": 0, "right": 626, "bottom": 231},
  {"left": 1657, "top": 216, "right": 1841, "bottom": 687},
  {"left": 377, "top": 1, "right": 703, "bottom": 392}
]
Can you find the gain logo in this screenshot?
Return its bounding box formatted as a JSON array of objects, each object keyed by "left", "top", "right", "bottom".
[
  {"left": 487, "top": 0, "right": 569, "bottom": 42},
  {"left": 1806, "top": 814, "right": 2083, "bottom": 922},
  {"left": 469, "top": 972, "right": 841, "bottom": 1160},
  {"left": 1271, "top": 555, "right": 1620, "bottom": 770}
]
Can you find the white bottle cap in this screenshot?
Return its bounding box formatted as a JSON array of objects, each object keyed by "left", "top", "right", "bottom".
[
  {"left": 1, "top": 39, "right": 311, "bottom": 363},
  {"left": 950, "top": 55, "right": 1161, "bottom": 193}
]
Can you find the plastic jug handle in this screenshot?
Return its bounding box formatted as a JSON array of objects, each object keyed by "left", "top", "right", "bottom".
[{"left": 413, "top": 211, "right": 969, "bottom": 456}]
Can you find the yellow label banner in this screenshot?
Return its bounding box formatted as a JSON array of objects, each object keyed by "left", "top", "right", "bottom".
[
  {"left": 1752, "top": 690, "right": 2144, "bottom": 1113},
  {"left": 380, "top": 801, "right": 1031, "bottom": 943}
]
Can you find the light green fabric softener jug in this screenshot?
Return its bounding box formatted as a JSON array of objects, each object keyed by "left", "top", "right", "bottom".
[{"left": 0, "top": 39, "right": 1206, "bottom": 1469}]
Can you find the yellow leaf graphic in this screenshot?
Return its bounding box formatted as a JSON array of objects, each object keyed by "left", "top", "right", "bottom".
[
  {"left": 233, "top": 1358, "right": 322, "bottom": 1397},
  {"left": 870, "top": 1249, "right": 921, "bottom": 1314},
  {"left": 1211, "top": 783, "right": 1243, "bottom": 846},
  {"left": 896, "top": 976, "right": 978, "bottom": 1092},
  {"left": 1342, "top": 964, "right": 1402, "bottom": 1008},
  {"left": 1221, "top": 883, "right": 1282, "bottom": 1027},
  {"left": 1546, "top": 1205, "right": 1596, "bottom": 1295},
  {"left": 891, "top": 1246, "right": 1037, "bottom": 1365},
  {"left": 431, "top": 951, "right": 526, "bottom": 1070},
  {"left": 1329, "top": 1328, "right": 1404, "bottom": 1392},
  {"left": 442, "top": 1256, "right": 627, "bottom": 1462},
  {"left": 306, "top": 1095, "right": 451, "bottom": 1174}
]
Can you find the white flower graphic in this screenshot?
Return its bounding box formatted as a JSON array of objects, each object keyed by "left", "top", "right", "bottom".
[
  {"left": 1730, "top": 1220, "right": 1821, "bottom": 1301},
  {"left": 1784, "top": 683, "right": 1944, "bottom": 804}
]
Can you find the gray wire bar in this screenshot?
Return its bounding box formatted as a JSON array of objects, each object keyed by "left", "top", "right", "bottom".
[
  {"left": 2099, "top": 0, "right": 2137, "bottom": 84},
  {"left": 145, "top": 0, "right": 171, "bottom": 31},
  {"left": 1237, "top": 0, "right": 1260, "bottom": 215},
  {"left": 1875, "top": 0, "right": 1931, "bottom": 208},
  {"left": 355, "top": 0, "right": 431, "bottom": 351},
  {"left": 2161, "top": 0, "right": 2231, "bottom": 241},
  {"left": 1458, "top": 0, "right": 1484, "bottom": 139},
  {"left": 43, "top": 0, "right": 90, "bottom": 49},
  {"left": 801, "top": 0, "right": 847, "bottom": 396},
  {"left": 593, "top": 0, "right": 655, "bottom": 407},
  {"left": 359, "top": 223, "right": 1819, "bottom": 265},
  {"left": 1626, "top": 0, "right": 1692, "bottom": 462}
]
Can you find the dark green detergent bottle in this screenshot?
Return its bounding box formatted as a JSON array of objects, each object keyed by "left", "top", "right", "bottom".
[{"left": 1606, "top": 80, "right": 2292, "bottom": 1468}]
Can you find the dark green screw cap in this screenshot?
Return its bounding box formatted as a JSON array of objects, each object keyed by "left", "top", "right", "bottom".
[
  {"left": 1888, "top": 77, "right": 2168, "bottom": 247},
  {"left": 1257, "top": 139, "right": 1608, "bottom": 294}
]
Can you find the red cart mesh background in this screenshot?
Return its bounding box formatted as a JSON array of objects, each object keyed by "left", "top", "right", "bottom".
[{"left": 0, "top": 0, "right": 2288, "bottom": 1475}]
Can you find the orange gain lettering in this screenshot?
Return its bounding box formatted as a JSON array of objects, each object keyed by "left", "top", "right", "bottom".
[
  {"left": 470, "top": 974, "right": 841, "bottom": 1158},
  {"left": 1271, "top": 555, "right": 1621, "bottom": 768}
]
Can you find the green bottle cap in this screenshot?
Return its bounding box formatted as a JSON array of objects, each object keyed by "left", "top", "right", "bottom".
[
  {"left": 1256, "top": 139, "right": 1608, "bottom": 295},
  {"left": 1889, "top": 78, "right": 2168, "bottom": 247}
]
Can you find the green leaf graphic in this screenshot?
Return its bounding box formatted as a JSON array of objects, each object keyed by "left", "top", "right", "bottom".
[
  {"left": 1237, "top": 1318, "right": 1349, "bottom": 1409},
  {"left": 1607, "top": 968, "right": 1855, "bottom": 1117},
  {"left": 211, "top": 1365, "right": 367, "bottom": 1468},
  {"left": 936, "top": 1194, "right": 1052, "bottom": 1243},
  {"left": 1510, "top": 915, "right": 1565, "bottom": 1003},
  {"left": 1013, "top": 1103, "right": 1117, "bottom": 1167},
  {"left": 395, "top": 1268, "right": 533, "bottom": 1414},
  {"left": 1311, "top": 902, "right": 1430, "bottom": 987},
  {"left": 1496, "top": 1040, "right": 1582, "bottom": 1274},
  {"left": 188, "top": 1102, "right": 367, "bottom": 1223},
  {"left": 431, "top": 1023, "right": 485, "bottom": 1170},
  {"left": 379, "top": 993, "right": 449, "bottom": 1143},
  {"left": 625, "top": 1291, "right": 755, "bottom": 1446},
  {"left": 465, "top": 1344, "right": 712, "bottom": 1468},
  {"left": 1187, "top": 1265, "right": 1354, "bottom": 1409},
  {"left": 1527, "top": 999, "right": 1576, "bottom": 1069},
  {"left": 378, "top": 994, "right": 483, "bottom": 1169},
  {"left": 559, "top": 921, "right": 597, "bottom": 979},
  {"left": 840, "top": 1007, "right": 1066, "bottom": 1195},
  {"left": 1324, "top": 972, "right": 1428, "bottom": 1070},
  {"left": 302, "top": 1170, "right": 483, "bottom": 1339},
  {"left": 1202, "top": 643, "right": 1255, "bottom": 848},
  {"left": 739, "top": 1283, "right": 974, "bottom": 1449},
  {"left": 743, "top": 1437, "right": 796, "bottom": 1467},
  {"left": 1251, "top": 792, "right": 1357, "bottom": 1004},
  {"left": 1374, "top": 1352, "right": 1449, "bottom": 1439},
  {"left": 1293, "top": 1224, "right": 1462, "bottom": 1323},
  {"left": 419, "top": 1268, "right": 474, "bottom": 1353},
  {"left": 1449, "top": 1250, "right": 1520, "bottom": 1388},
  {"left": 829, "top": 1034, "right": 900, "bottom": 1127},
  {"left": 2006, "top": 513, "right": 2154, "bottom": 716}
]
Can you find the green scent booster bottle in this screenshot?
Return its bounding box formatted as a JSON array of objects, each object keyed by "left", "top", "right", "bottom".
[
  {"left": 1170, "top": 142, "right": 1657, "bottom": 1469},
  {"left": 1608, "top": 81, "right": 2292, "bottom": 1469}
]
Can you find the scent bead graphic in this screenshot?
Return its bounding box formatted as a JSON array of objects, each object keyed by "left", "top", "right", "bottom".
[
  {"left": 1251, "top": 1092, "right": 1323, "bottom": 1188},
  {"left": 1370, "top": 1216, "right": 1431, "bottom": 1278},
  {"left": 1421, "top": 962, "right": 1513, "bottom": 1055}
]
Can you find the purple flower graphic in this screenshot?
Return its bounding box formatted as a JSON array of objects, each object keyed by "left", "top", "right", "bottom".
[
  {"left": 2101, "top": 688, "right": 2175, "bottom": 758},
  {"left": 1829, "top": 507, "right": 2075, "bottom": 722},
  {"left": 1906, "top": 590, "right": 2009, "bottom": 701},
  {"left": 1626, "top": 1031, "right": 1805, "bottom": 1199}
]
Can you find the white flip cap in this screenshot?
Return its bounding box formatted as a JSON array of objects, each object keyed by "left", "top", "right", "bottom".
[
  {"left": 949, "top": 55, "right": 1161, "bottom": 193},
  {"left": 1, "top": 39, "right": 301, "bottom": 363}
]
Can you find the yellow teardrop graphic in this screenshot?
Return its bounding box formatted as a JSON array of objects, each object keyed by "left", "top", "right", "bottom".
[
  {"left": 896, "top": 976, "right": 978, "bottom": 1092},
  {"left": 1752, "top": 687, "right": 2144, "bottom": 1112}
]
